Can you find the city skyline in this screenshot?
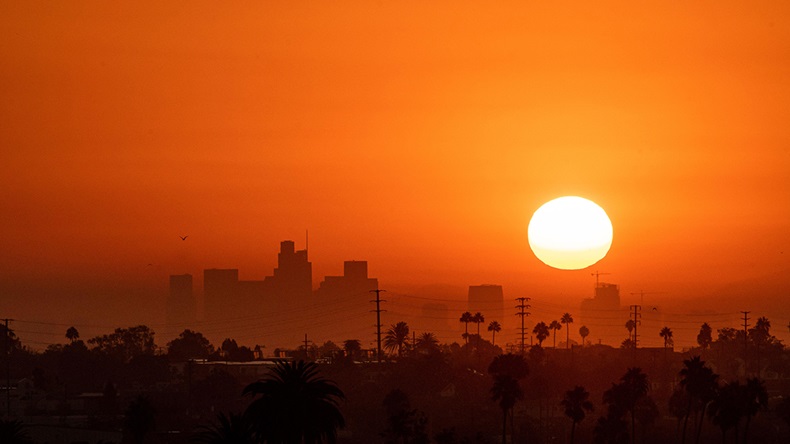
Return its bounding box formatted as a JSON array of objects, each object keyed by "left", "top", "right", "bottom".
[{"left": 7, "top": 235, "right": 786, "bottom": 352}]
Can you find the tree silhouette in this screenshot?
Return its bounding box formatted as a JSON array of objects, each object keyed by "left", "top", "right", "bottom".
[
  {"left": 65, "top": 326, "right": 79, "bottom": 344},
  {"left": 491, "top": 374, "right": 522, "bottom": 444},
  {"left": 579, "top": 325, "right": 590, "bottom": 346},
  {"left": 707, "top": 381, "right": 743, "bottom": 444},
  {"left": 697, "top": 323, "right": 713, "bottom": 350},
  {"left": 124, "top": 395, "right": 156, "bottom": 444},
  {"left": 488, "top": 321, "right": 502, "bottom": 346},
  {"left": 625, "top": 320, "right": 635, "bottom": 344},
  {"left": 167, "top": 329, "right": 214, "bottom": 361},
  {"left": 415, "top": 332, "right": 439, "bottom": 355},
  {"left": 742, "top": 377, "right": 768, "bottom": 444},
  {"left": 384, "top": 322, "right": 410, "bottom": 357},
  {"left": 382, "top": 389, "right": 429, "bottom": 444},
  {"left": 343, "top": 339, "right": 362, "bottom": 360},
  {"left": 532, "top": 322, "right": 550, "bottom": 347},
  {"left": 89, "top": 325, "right": 156, "bottom": 363},
  {"left": 192, "top": 412, "right": 255, "bottom": 444},
  {"left": 749, "top": 317, "right": 770, "bottom": 376},
  {"left": 489, "top": 353, "right": 528, "bottom": 444},
  {"left": 488, "top": 353, "right": 529, "bottom": 380},
  {"left": 561, "top": 386, "right": 593, "bottom": 444},
  {"left": 634, "top": 396, "right": 659, "bottom": 444},
  {"left": 679, "top": 356, "right": 719, "bottom": 444},
  {"left": 660, "top": 327, "right": 674, "bottom": 351},
  {"left": 473, "top": 312, "right": 485, "bottom": 336},
  {"left": 593, "top": 413, "right": 629, "bottom": 444},
  {"left": 243, "top": 360, "right": 345, "bottom": 444},
  {"left": 617, "top": 367, "right": 649, "bottom": 444},
  {"left": 460, "top": 312, "right": 473, "bottom": 344},
  {"left": 560, "top": 313, "right": 574, "bottom": 349},
  {"left": 549, "top": 320, "right": 562, "bottom": 348},
  {"left": 0, "top": 419, "right": 31, "bottom": 444}
]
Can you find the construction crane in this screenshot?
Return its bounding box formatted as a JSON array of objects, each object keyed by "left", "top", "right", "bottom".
[{"left": 591, "top": 271, "right": 611, "bottom": 287}]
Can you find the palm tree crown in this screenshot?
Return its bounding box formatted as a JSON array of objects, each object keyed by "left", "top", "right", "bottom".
[
  {"left": 460, "top": 312, "right": 473, "bottom": 344},
  {"left": 549, "top": 320, "right": 562, "bottom": 348},
  {"left": 415, "top": 332, "right": 439, "bottom": 354},
  {"left": 384, "top": 322, "right": 410, "bottom": 357},
  {"left": 560, "top": 313, "right": 574, "bottom": 349},
  {"left": 660, "top": 327, "right": 674, "bottom": 349},
  {"left": 488, "top": 321, "right": 502, "bottom": 346},
  {"left": 532, "top": 322, "right": 550, "bottom": 347},
  {"left": 561, "top": 385, "right": 594, "bottom": 444},
  {"left": 473, "top": 312, "right": 485, "bottom": 336},
  {"left": 579, "top": 325, "right": 590, "bottom": 346},
  {"left": 192, "top": 412, "right": 256, "bottom": 444},
  {"left": 244, "top": 360, "right": 345, "bottom": 444}
]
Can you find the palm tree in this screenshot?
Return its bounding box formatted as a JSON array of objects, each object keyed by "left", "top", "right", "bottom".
[
  {"left": 707, "top": 381, "right": 743, "bottom": 444},
  {"left": 191, "top": 412, "right": 255, "bottom": 444},
  {"left": 473, "top": 312, "right": 485, "bottom": 336},
  {"left": 65, "top": 326, "right": 79, "bottom": 343},
  {"left": 488, "top": 353, "right": 529, "bottom": 380},
  {"left": 491, "top": 374, "right": 522, "bottom": 444},
  {"left": 561, "top": 386, "right": 593, "bottom": 444},
  {"left": 620, "top": 367, "right": 650, "bottom": 444},
  {"left": 560, "top": 313, "right": 574, "bottom": 349},
  {"left": 343, "top": 339, "right": 361, "bottom": 360},
  {"left": 0, "top": 419, "right": 31, "bottom": 444},
  {"left": 625, "top": 319, "right": 636, "bottom": 343},
  {"left": 579, "top": 325, "right": 590, "bottom": 346},
  {"left": 415, "top": 332, "right": 439, "bottom": 354},
  {"left": 660, "top": 327, "right": 674, "bottom": 354},
  {"left": 742, "top": 377, "right": 768, "bottom": 444},
  {"left": 697, "top": 323, "right": 713, "bottom": 349},
  {"left": 460, "top": 312, "right": 473, "bottom": 344},
  {"left": 679, "top": 356, "right": 719, "bottom": 444},
  {"left": 532, "top": 322, "right": 550, "bottom": 347},
  {"left": 384, "top": 321, "right": 410, "bottom": 357},
  {"left": 750, "top": 317, "right": 770, "bottom": 376},
  {"left": 488, "top": 353, "right": 528, "bottom": 444},
  {"left": 244, "top": 360, "right": 345, "bottom": 444},
  {"left": 488, "top": 321, "right": 502, "bottom": 346},
  {"left": 549, "top": 320, "right": 562, "bottom": 348},
  {"left": 124, "top": 396, "right": 156, "bottom": 444}
]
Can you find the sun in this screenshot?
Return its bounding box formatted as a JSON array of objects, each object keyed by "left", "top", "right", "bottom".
[{"left": 528, "top": 196, "right": 613, "bottom": 270}]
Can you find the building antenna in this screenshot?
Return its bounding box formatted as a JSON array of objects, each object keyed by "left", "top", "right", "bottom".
[{"left": 305, "top": 229, "right": 309, "bottom": 252}]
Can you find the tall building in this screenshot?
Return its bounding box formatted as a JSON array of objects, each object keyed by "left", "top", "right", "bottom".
[
  {"left": 315, "top": 261, "right": 379, "bottom": 343},
  {"left": 200, "top": 241, "right": 313, "bottom": 348},
  {"left": 265, "top": 240, "right": 312, "bottom": 298},
  {"left": 580, "top": 282, "right": 628, "bottom": 346},
  {"left": 166, "top": 274, "right": 196, "bottom": 340},
  {"left": 468, "top": 284, "right": 505, "bottom": 327},
  {"left": 203, "top": 268, "right": 241, "bottom": 322}
]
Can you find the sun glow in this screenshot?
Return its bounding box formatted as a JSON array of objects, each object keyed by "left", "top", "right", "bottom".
[{"left": 528, "top": 196, "right": 613, "bottom": 270}]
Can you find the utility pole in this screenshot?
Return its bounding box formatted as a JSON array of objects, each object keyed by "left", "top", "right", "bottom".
[
  {"left": 370, "top": 289, "right": 386, "bottom": 363},
  {"left": 515, "top": 298, "right": 531, "bottom": 354},
  {"left": 3, "top": 318, "right": 10, "bottom": 418},
  {"left": 741, "top": 311, "right": 750, "bottom": 371},
  {"left": 302, "top": 333, "right": 312, "bottom": 360},
  {"left": 629, "top": 305, "right": 641, "bottom": 360}
]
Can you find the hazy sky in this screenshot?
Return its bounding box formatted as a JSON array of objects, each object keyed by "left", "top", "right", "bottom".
[{"left": 2, "top": 2, "right": 789, "bottom": 348}]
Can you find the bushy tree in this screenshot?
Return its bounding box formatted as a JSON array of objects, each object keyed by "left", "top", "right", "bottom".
[{"left": 167, "top": 329, "right": 214, "bottom": 361}]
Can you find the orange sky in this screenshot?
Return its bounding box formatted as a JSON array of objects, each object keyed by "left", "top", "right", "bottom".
[{"left": 2, "top": 2, "right": 789, "bottom": 348}]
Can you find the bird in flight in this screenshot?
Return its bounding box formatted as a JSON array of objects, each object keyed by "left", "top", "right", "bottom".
[{"left": 179, "top": 235, "right": 188, "bottom": 241}]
